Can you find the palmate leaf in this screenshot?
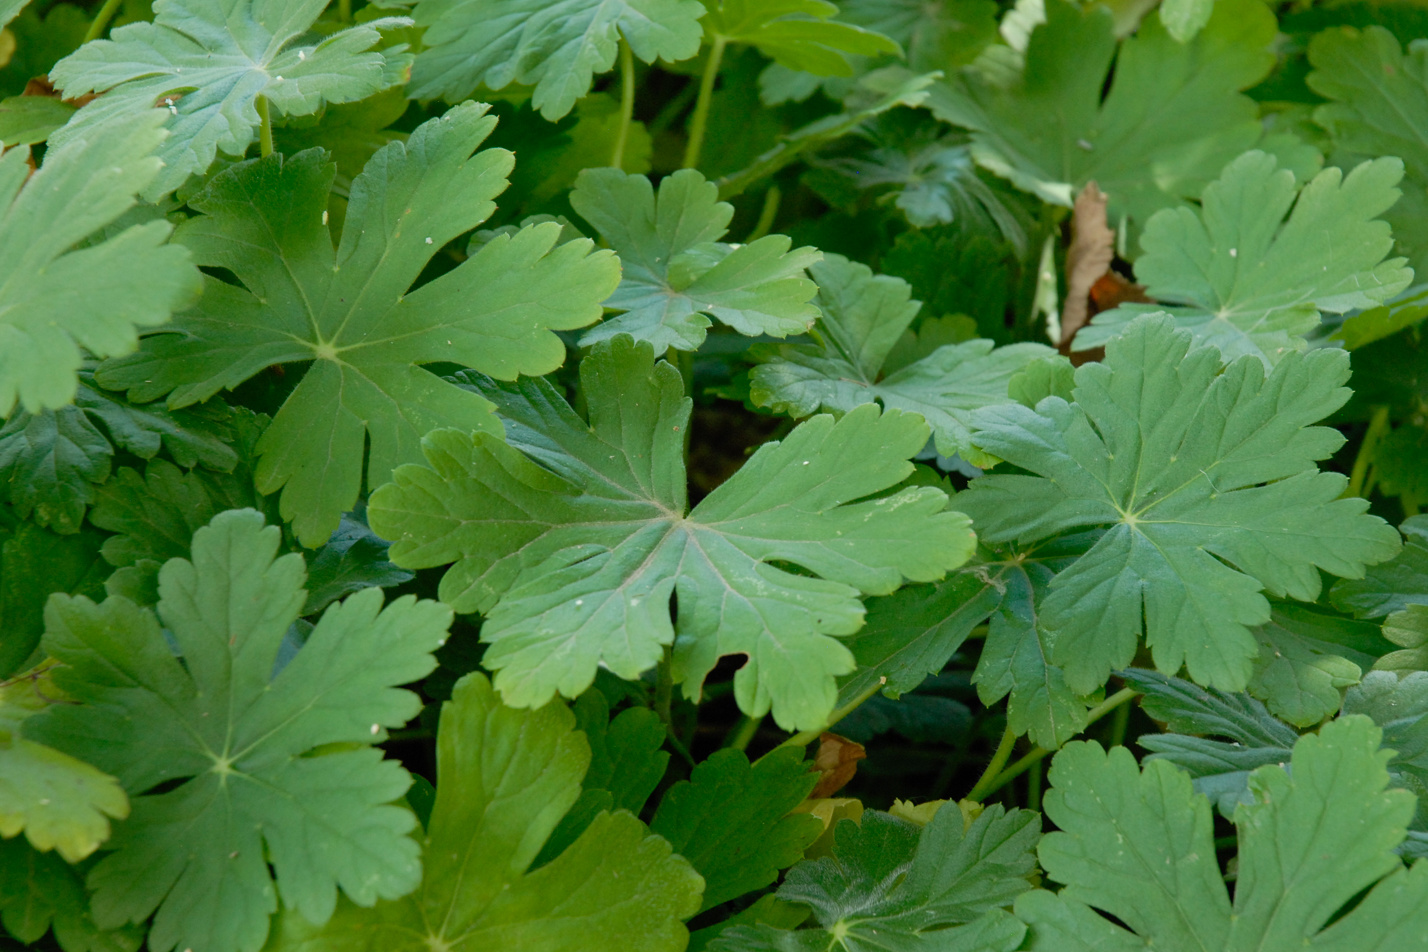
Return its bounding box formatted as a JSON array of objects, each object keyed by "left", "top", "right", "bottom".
[
  {"left": 928, "top": 0, "right": 1306, "bottom": 227},
  {"left": 1, "top": 664, "right": 127, "bottom": 864},
  {"left": 24, "top": 510, "right": 452, "bottom": 952},
  {"left": 0, "top": 838, "right": 141, "bottom": 952},
  {"left": 98, "top": 103, "right": 620, "bottom": 546},
  {"left": 570, "top": 167, "right": 822, "bottom": 352},
  {"left": 1244, "top": 602, "right": 1391, "bottom": 726},
  {"left": 702, "top": 0, "right": 900, "bottom": 75},
  {"left": 956, "top": 314, "right": 1401, "bottom": 698},
  {"left": 1075, "top": 151, "right": 1412, "bottom": 364},
  {"left": 1309, "top": 25, "right": 1428, "bottom": 277},
  {"left": 368, "top": 336, "right": 975, "bottom": 731},
  {"left": 747, "top": 254, "right": 1052, "bottom": 467},
  {"left": 50, "top": 0, "right": 412, "bottom": 200},
  {"left": 0, "top": 372, "right": 239, "bottom": 535},
  {"left": 1017, "top": 717, "right": 1428, "bottom": 952},
  {"left": 410, "top": 0, "right": 705, "bottom": 119},
  {"left": 0, "top": 111, "right": 201, "bottom": 417},
  {"left": 268, "top": 672, "right": 703, "bottom": 952},
  {"left": 713, "top": 803, "right": 1038, "bottom": 952},
  {"left": 837, "top": 0, "right": 998, "bottom": 71}
]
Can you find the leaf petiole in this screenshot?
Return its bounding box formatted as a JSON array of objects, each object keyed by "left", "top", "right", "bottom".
[
  {"left": 83, "top": 0, "right": 123, "bottom": 44},
  {"left": 976, "top": 687, "right": 1140, "bottom": 801},
  {"left": 683, "top": 35, "right": 726, "bottom": 170},
  {"left": 257, "top": 95, "right": 274, "bottom": 158},
  {"left": 610, "top": 39, "right": 636, "bottom": 169},
  {"left": 759, "top": 676, "right": 887, "bottom": 762}
]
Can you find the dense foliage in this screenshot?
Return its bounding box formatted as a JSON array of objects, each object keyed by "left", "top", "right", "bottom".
[{"left": 11, "top": 1, "right": 1428, "bottom": 950}]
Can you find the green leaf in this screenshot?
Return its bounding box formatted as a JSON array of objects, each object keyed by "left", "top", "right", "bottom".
[
  {"left": 50, "top": 0, "right": 413, "bottom": 200},
  {"left": 1345, "top": 671, "right": 1428, "bottom": 829},
  {"left": 267, "top": 672, "right": 703, "bottom": 952},
  {"left": 1075, "top": 151, "right": 1411, "bottom": 364},
  {"left": 1333, "top": 515, "right": 1428, "bottom": 618},
  {"left": 369, "top": 336, "right": 975, "bottom": 731},
  {"left": 1245, "top": 602, "right": 1390, "bottom": 727},
  {"left": 714, "top": 803, "right": 1037, "bottom": 952},
  {"left": 0, "top": 837, "right": 142, "bottom": 952},
  {"left": 0, "top": 372, "right": 238, "bottom": 535},
  {"left": 0, "top": 95, "right": 75, "bottom": 147},
  {"left": 703, "top": 0, "right": 900, "bottom": 75},
  {"left": 1018, "top": 717, "right": 1428, "bottom": 952},
  {"left": 837, "top": 0, "right": 998, "bottom": 71},
  {"left": 1158, "top": 0, "right": 1213, "bottom": 42},
  {"left": 748, "top": 254, "right": 1052, "bottom": 467},
  {"left": 410, "top": 0, "right": 705, "bottom": 119},
  {"left": 98, "top": 104, "right": 620, "bottom": 546},
  {"left": 881, "top": 230, "right": 1016, "bottom": 344},
  {"left": 1309, "top": 24, "right": 1428, "bottom": 278},
  {"left": 25, "top": 510, "right": 452, "bottom": 952},
  {"left": 570, "top": 167, "right": 821, "bottom": 352},
  {"left": 1381, "top": 605, "right": 1428, "bottom": 673},
  {"left": 0, "top": 111, "right": 200, "bottom": 417},
  {"left": 649, "top": 748, "right": 821, "bottom": 913},
  {"left": 928, "top": 0, "right": 1293, "bottom": 227},
  {"left": 1, "top": 663, "right": 128, "bottom": 864},
  {"left": 1332, "top": 286, "right": 1428, "bottom": 350},
  {"left": 957, "top": 314, "right": 1401, "bottom": 697},
  {"left": 0, "top": 518, "right": 109, "bottom": 678},
  {"left": 302, "top": 511, "right": 415, "bottom": 616}
]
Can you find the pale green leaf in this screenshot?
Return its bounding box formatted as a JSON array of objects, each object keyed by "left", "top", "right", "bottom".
[
  {"left": 748, "top": 254, "right": 1051, "bottom": 467},
  {"left": 98, "top": 104, "right": 620, "bottom": 545},
  {"left": 571, "top": 167, "right": 821, "bottom": 352},
  {"left": 1158, "top": 0, "right": 1212, "bottom": 43},
  {"left": 1245, "top": 603, "right": 1389, "bottom": 726},
  {"left": 1076, "top": 151, "right": 1411, "bottom": 364},
  {"left": 51, "top": 0, "right": 412, "bottom": 199},
  {"left": 0, "top": 95, "right": 75, "bottom": 147},
  {"left": 703, "top": 0, "right": 900, "bottom": 75},
  {"left": 369, "top": 336, "right": 975, "bottom": 731},
  {"left": 267, "top": 672, "right": 703, "bottom": 952},
  {"left": 958, "top": 314, "right": 1401, "bottom": 697},
  {"left": 25, "top": 510, "right": 452, "bottom": 952},
  {"left": 411, "top": 0, "right": 705, "bottom": 119}
]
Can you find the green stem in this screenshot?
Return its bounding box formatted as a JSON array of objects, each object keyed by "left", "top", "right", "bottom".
[
  {"left": 965, "top": 723, "right": 1018, "bottom": 803},
  {"left": 83, "top": 0, "right": 123, "bottom": 43},
  {"left": 758, "top": 676, "right": 887, "bottom": 763},
  {"left": 653, "top": 648, "right": 696, "bottom": 767},
  {"left": 1026, "top": 759, "right": 1042, "bottom": 813},
  {"left": 610, "top": 40, "right": 636, "bottom": 170},
  {"left": 977, "top": 688, "right": 1139, "bottom": 800},
  {"left": 1346, "top": 405, "right": 1390, "bottom": 499},
  {"left": 683, "top": 35, "right": 727, "bottom": 170},
  {"left": 338, "top": 0, "right": 352, "bottom": 22},
  {"left": 257, "top": 96, "right": 274, "bottom": 158},
  {"left": 726, "top": 714, "right": 763, "bottom": 752},
  {"left": 1107, "top": 695, "right": 1131, "bottom": 748},
  {"left": 745, "top": 186, "right": 782, "bottom": 242}
]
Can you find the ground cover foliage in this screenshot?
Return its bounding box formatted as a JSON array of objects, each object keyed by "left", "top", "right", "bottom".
[{"left": 13, "top": 0, "right": 1428, "bottom": 949}]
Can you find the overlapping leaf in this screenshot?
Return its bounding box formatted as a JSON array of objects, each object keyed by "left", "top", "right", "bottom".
[
  {"left": 268, "top": 672, "right": 703, "bottom": 952},
  {"left": 838, "top": 0, "right": 998, "bottom": 71},
  {"left": 1075, "top": 151, "right": 1412, "bottom": 364},
  {"left": 1309, "top": 24, "right": 1428, "bottom": 276},
  {"left": 702, "top": 0, "right": 900, "bottom": 75},
  {"left": 25, "top": 510, "right": 452, "bottom": 952},
  {"left": 50, "top": 0, "right": 413, "bottom": 200},
  {"left": 410, "top": 0, "right": 705, "bottom": 119},
  {"left": 713, "top": 803, "right": 1038, "bottom": 951},
  {"left": 0, "top": 837, "right": 141, "bottom": 952},
  {"left": 928, "top": 0, "right": 1310, "bottom": 227},
  {"left": 957, "top": 314, "right": 1401, "bottom": 698},
  {"left": 369, "top": 336, "right": 975, "bottom": 731},
  {"left": 0, "top": 514, "right": 108, "bottom": 678},
  {"left": 1333, "top": 514, "right": 1428, "bottom": 619},
  {"left": 0, "top": 111, "right": 200, "bottom": 418},
  {"left": 570, "top": 168, "right": 821, "bottom": 352},
  {"left": 1017, "top": 717, "right": 1428, "bottom": 951},
  {"left": 98, "top": 104, "right": 620, "bottom": 545},
  {"left": 747, "top": 254, "right": 1051, "bottom": 467}
]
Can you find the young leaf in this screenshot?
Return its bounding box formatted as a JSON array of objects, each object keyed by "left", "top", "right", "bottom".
[
  {"left": 1075, "top": 151, "right": 1412, "bottom": 364},
  {"left": 267, "top": 672, "right": 703, "bottom": 952},
  {"left": 25, "top": 510, "right": 452, "bottom": 952},
  {"left": 702, "top": 0, "right": 900, "bottom": 76},
  {"left": 713, "top": 803, "right": 1038, "bottom": 951},
  {"left": 368, "top": 335, "right": 976, "bottom": 731},
  {"left": 0, "top": 111, "right": 201, "bottom": 417},
  {"left": 1, "top": 663, "right": 128, "bottom": 864},
  {"left": 569, "top": 167, "right": 821, "bottom": 352},
  {"left": 98, "top": 104, "right": 621, "bottom": 546},
  {"left": 648, "top": 747, "right": 821, "bottom": 913},
  {"left": 1332, "top": 514, "right": 1428, "bottom": 618},
  {"left": 0, "top": 837, "right": 142, "bottom": 952},
  {"left": 50, "top": 0, "right": 413, "bottom": 200},
  {"left": 1017, "top": 717, "right": 1428, "bottom": 951},
  {"left": 0, "top": 372, "right": 239, "bottom": 535},
  {"left": 928, "top": 0, "right": 1295, "bottom": 226},
  {"left": 746, "top": 253, "right": 1052, "bottom": 468},
  {"left": 1309, "top": 24, "right": 1428, "bottom": 276},
  {"left": 410, "top": 0, "right": 706, "bottom": 119},
  {"left": 957, "top": 314, "right": 1401, "bottom": 698}
]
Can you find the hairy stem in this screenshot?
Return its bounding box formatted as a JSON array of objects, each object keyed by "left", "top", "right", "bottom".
[
  {"left": 966, "top": 723, "right": 1018, "bottom": 802},
  {"left": 610, "top": 40, "right": 637, "bottom": 170},
  {"left": 683, "top": 35, "right": 727, "bottom": 170},
  {"left": 83, "top": 0, "right": 124, "bottom": 43},
  {"left": 257, "top": 96, "right": 274, "bottom": 158}
]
